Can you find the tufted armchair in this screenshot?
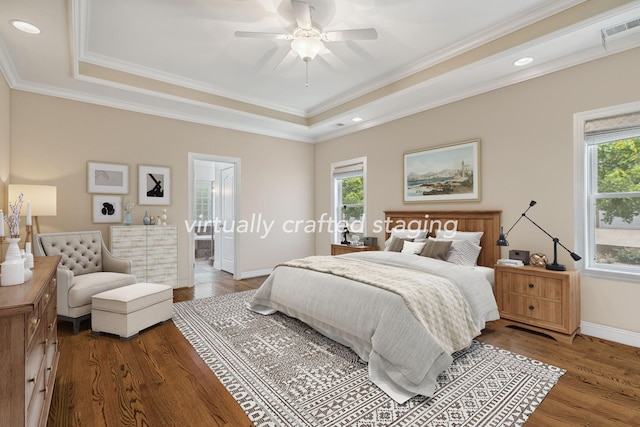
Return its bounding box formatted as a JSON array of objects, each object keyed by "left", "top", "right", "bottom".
[{"left": 34, "top": 231, "right": 137, "bottom": 334}]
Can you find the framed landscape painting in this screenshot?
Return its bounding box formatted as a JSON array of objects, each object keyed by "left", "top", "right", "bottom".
[
  {"left": 139, "top": 165, "right": 171, "bottom": 205},
  {"left": 403, "top": 139, "right": 480, "bottom": 203}
]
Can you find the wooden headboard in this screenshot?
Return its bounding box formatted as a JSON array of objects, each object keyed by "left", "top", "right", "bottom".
[{"left": 384, "top": 210, "right": 501, "bottom": 268}]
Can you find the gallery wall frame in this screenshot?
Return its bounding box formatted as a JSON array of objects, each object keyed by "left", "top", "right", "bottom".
[
  {"left": 87, "top": 161, "right": 129, "bottom": 194},
  {"left": 92, "top": 195, "right": 122, "bottom": 223},
  {"left": 403, "top": 139, "right": 480, "bottom": 203},
  {"left": 139, "top": 165, "right": 171, "bottom": 205}
]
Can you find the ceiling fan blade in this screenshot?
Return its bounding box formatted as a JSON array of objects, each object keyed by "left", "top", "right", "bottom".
[
  {"left": 324, "top": 28, "right": 378, "bottom": 41},
  {"left": 234, "top": 31, "right": 291, "bottom": 40},
  {"left": 291, "top": 0, "right": 312, "bottom": 30}
]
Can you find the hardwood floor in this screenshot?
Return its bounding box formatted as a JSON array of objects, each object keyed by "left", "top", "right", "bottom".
[{"left": 49, "top": 269, "right": 640, "bottom": 426}]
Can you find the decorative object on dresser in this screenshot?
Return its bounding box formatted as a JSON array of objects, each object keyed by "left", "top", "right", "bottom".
[
  {"left": 8, "top": 184, "right": 57, "bottom": 235},
  {"left": 34, "top": 231, "right": 137, "bottom": 334},
  {"left": 0, "top": 256, "right": 60, "bottom": 427},
  {"left": 496, "top": 200, "right": 581, "bottom": 271},
  {"left": 509, "top": 249, "right": 530, "bottom": 265},
  {"left": 530, "top": 252, "right": 548, "bottom": 267},
  {"left": 495, "top": 264, "right": 580, "bottom": 344},
  {"left": 330, "top": 243, "right": 378, "bottom": 255},
  {"left": 110, "top": 225, "right": 177, "bottom": 286}
]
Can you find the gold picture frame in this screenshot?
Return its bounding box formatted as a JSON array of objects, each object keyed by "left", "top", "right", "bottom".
[{"left": 403, "top": 139, "right": 480, "bottom": 203}]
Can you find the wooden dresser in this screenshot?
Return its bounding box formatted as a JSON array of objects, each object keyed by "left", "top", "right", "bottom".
[
  {"left": 0, "top": 256, "right": 60, "bottom": 427},
  {"left": 495, "top": 264, "right": 580, "bottom": 344},
  {"left": 110, "top": 225, "right": 178, "bottom": 286},
  {"left": 330, "top": 244, "right": 379, "bottom": 255}
]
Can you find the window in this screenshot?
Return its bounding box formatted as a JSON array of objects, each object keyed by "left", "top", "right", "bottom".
[
  {"left": 332, "top": 157, "right": 366, "bottom": 244},
  {"left": 194, "top": 179, "right": 213, "bottom": 222},
  {"left": 576, "top": 104, "right": 640, "bottom": 282}
]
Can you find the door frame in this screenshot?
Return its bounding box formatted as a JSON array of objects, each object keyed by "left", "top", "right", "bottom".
[{"left": 187, "top": 152, "right": 241, "bottom": 283}]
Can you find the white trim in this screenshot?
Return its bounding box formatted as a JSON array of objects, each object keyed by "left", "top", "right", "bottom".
[
  {"left": 241, "top": 268, "right": 273, "bottom": 279},
  {"left": 331, "top": 156, "right": 367, "bottom": 244},
  {"left": 581, "top": 321, "right": 640, "bottom": 348},
  {"left": 188, "top": 153, "right": 242, "bottom": 284},
  {"left": 574, "top": 100, "right": 640, "bottom": 283}
]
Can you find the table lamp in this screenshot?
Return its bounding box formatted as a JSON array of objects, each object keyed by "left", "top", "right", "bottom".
[{"left": 496, "top": 200, "right": 581, "bottom": 271}]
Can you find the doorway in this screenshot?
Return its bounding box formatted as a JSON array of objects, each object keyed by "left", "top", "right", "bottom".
[{"left": 188, "top": 153, "right": 240, "bottom": 285}]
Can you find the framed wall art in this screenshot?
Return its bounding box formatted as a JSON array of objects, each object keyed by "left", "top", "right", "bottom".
[
  {"left": 87, "top": 161, "right": 129, "bottom": 194},
  {"left": 139, "top": 165, "right": 171, "bottom": 205},
  {"left": 92, "top": 195, "right": 122, "bottom": 223},
  {"left": 403, "top": 139, "right": 480, "bottom": 203}
]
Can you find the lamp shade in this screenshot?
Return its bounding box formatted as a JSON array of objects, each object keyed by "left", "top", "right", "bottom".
[
  {"left": 291, "top": 37, "right": 324, "bottom": 61},
  {"left": 8, "top": 184, "right": 57, "bottom": 216}
]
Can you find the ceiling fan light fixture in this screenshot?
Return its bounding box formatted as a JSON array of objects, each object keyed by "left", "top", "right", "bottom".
[{"left": 291, "top": 37, "right": 324, "bottom": 61}]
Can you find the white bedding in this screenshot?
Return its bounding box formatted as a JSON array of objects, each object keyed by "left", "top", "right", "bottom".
[{"left": 248, "top": 251, "right": 499, "bottom": 403}]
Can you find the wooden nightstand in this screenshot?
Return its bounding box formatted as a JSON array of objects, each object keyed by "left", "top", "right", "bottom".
[
  {"left": 331, "top": 244, "right": 378, "bottom": 255},
  {"left": 494, "top": 264, "right": 580, "bottom": 344}
]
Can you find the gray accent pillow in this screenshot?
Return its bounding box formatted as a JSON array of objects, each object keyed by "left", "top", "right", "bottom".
[
  {"left": 387, "top": 236, "right": 413, "bottom": 252},
  {"left": 419, "top": 239, "right": 452, "bottom": 260}
]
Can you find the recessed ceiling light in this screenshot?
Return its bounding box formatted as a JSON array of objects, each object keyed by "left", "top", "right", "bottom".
[
  {"left": 11, "top": 20, "right": 41, "bottom": 34},
  {"left": 352, "top": 117, "right": 363, "bottom": 122},
  {"left": 513, "top": 57, "right": 533, "bottom": 67}
]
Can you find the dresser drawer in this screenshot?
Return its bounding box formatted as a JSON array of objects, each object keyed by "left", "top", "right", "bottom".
[{"left": 25, "top": 333, "right": 46, "bottom": 414}]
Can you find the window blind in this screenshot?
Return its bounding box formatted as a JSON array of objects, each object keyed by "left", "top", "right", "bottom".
[
  {"left": 585, "top": 111, "right": 640, "bottom": 144},
  {"left": 332, "top": 162, "right": 364, "bottom": 180}
]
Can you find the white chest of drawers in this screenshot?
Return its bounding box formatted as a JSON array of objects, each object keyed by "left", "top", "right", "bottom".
[{"left": 110, "top": 225, "right": 178, "bottom": 286}]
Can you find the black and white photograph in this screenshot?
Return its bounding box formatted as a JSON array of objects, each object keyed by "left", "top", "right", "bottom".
[
  {"left": 87, "top": 161, "right": 129, "bottom": 194},
  {"left": 139, "top": 165, "right": 171, "bottom": 205},
  {"left": 92, "top": 194, "right": 122, "bottom": 223}
]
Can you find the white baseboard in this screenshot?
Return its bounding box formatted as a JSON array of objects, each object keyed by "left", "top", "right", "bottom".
[
  {"left": 581, "top": 321, "right": 640, "bottom": 348},
  {"left": 241, "top": 268, "right": 273, "bottom": 279}
]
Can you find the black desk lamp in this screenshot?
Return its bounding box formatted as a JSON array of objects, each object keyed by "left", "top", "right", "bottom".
[{"left": 496, "top": 200, "right": 582, "bottom": 271}]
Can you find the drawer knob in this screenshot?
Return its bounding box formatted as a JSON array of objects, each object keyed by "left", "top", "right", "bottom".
[
  {"left": 29, "top": 374, "right": 37, "bottom": 383},
  {"left": 30, "top": 317, "right": 38, "bottom": 327},
  {"left": 529, "top": 305, "right": 535, "bottom": 310},
  {"left": 528, "top": 283, "right": 534, "bottom": 289}
]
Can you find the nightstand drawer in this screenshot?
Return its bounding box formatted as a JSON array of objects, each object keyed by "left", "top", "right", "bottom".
[
  {"left": 501, "top": 273, "right": 563, "bottom": 301},
  {"left": 501, "top": 293, "right": 563, "bottom": 326}
]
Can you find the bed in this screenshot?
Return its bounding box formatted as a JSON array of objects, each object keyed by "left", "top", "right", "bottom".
[{"left": 248, "top": 210, "right": 501, "bottom": 403}]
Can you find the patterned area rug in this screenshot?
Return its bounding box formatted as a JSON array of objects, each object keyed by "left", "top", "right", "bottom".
[{"left": 173, "top": 291, "right": 564, "bottom": 426}]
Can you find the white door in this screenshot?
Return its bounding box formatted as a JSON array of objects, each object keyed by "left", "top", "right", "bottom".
[{"left": 220, "top": 166, "right": 235, "bottom": 273}]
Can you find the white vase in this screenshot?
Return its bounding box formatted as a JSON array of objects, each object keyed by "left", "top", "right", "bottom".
[{"left": 5, "top": 237, "right": 21, "bottom": 261}]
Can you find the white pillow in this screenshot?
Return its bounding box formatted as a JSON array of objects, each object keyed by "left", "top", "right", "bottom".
[
  {"left": 384, "top": 227, "right": 428, "bottom": 249},
  {"left": 435, "top": 229, "right": 483, "bottom": 246},
  {"left": 446, "top": 239, "right": 482, "bottom": 266},
  {"left": 400, "top": 241, "right": 426, "bottom": 255}
]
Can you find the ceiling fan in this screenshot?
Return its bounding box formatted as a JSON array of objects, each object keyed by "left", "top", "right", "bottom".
[{"left": 234, "top": 0, "right": 377, "bottom": 85}]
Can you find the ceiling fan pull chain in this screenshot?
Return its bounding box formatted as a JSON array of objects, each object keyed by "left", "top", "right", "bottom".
[{"left": 305, "top": 60, "right": 309, "bottom": 87}]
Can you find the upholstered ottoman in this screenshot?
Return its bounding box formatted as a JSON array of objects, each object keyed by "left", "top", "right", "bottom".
[{"left": 91, "top": 283, "right": 173, "bottom": 339}]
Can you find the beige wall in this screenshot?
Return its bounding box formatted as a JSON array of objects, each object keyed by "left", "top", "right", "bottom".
[
  {"left": 0, "top": 72, "right": 9, "bottom": 208},
  {"left": 4, "top": 46, "right": 639, "bottom": 337},
  {"left": 315, "top": 47, "right": 640, "bottom": 335},
  {"left": 9, "top": 92, "right": 315, "bottom": 284}
]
